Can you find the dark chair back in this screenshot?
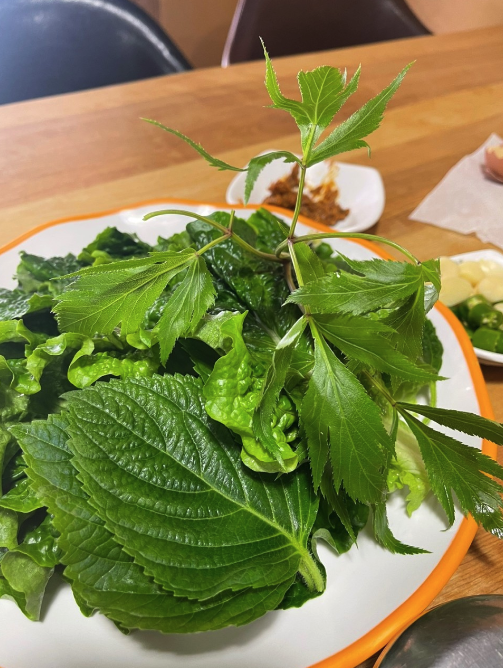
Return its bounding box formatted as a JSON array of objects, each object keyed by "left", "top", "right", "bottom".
[
  {"left": 0, "top": 0, "right": 192, "bottom": 105},
  {"left": 222, "top": 0, "right": 429, "bottom": 66}
]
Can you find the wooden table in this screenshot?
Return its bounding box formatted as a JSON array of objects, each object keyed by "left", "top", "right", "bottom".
[{"left": 1, "top": 25, "right": 503, "bottom": 668}]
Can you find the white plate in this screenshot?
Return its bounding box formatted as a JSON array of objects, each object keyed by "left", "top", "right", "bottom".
[
  {"left": 225, "top": 150, "right": 385, "bottom": 233},
  {"left": 450, "top": 249, "right": 503, "bottom": 366},
  {"left": 0, "top": 201, "right": 492, "bottom": 668}
]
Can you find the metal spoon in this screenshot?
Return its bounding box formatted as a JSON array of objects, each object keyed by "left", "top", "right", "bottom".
[{"left": 375, "top": 595, "right": 503, "bottom": 668}]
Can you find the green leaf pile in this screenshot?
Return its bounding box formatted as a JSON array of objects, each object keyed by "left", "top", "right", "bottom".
[{"left": 2, "top": 46, "right": 503, "bottom": 637}]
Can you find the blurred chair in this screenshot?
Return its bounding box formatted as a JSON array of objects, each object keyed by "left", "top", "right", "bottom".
[
  {"left": 222, "top": 0, "right": 429, "bottom": 66},
  {"left": 0, "top": 0, "right": 192, "bottom": 105}
]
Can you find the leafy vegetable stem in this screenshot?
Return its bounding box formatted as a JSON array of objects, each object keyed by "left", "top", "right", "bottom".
[
  {"left": 298, "top": 552, "right": 325, "bottom": 592},
  {"left": 143, "top": 209, "right": 228, "bottom": 234},
  {"left": 143, "top": 209, "right": 283, "bottom": 263},
  {"left": 288, "top": 164, "right": 307, "bottom": 238},
  {"left": 275, "top": 233, "right": 419, "bottom": 265},
  {"left": 288, "top": 240, "right": 305, "bottom": 287},
  {"left": 197, "top": 233, "right": 231, "bottom": 255}
]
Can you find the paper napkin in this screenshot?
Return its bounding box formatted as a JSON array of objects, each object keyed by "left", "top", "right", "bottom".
[{"left": 410, "top": 134, "right": 503, "bottom": 247}]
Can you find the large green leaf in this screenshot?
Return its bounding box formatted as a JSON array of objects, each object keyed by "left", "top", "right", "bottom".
[
  {"left": 14, "top": 415, "right": 294, "bottom": 632},
  {"left": 63, "top": 375, "right": 322, "bottom": 600}
]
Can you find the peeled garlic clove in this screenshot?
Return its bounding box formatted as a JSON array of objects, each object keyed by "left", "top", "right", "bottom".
[
  {"left": 458, "top": 261, "right": 485, "bottom": 286},
  {"left": 479, "top": 259, "right": 503, "bottom": 277},
  {"left": 439, "top": 256, "right": 459, "bottom": 279},
  {"left": 440, "top": 277, "right": 473, "bottom": 307},
  {"left": 476, "top": 277, "right": 503, "bottom": 304}
]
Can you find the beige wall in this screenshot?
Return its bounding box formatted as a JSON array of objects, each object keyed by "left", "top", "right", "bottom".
[
  {"left": 406, "top": 0, "right": 503, "bottom": 33},
  {"left": 135, "top": 0, "right": 238, "bottom": 68},
  {"left": 138, "top": 0, "right": 503, "bottom": 68}
]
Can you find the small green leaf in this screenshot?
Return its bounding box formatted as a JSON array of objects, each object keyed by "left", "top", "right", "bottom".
[
  {"left": 54, "top": 250, "right": 195, "bottom": 336},
  {"left": 372, "top": 502, "right": 428, "bottom": 555},
  {"left": 384, "top": 287, "right": 425, "bottom": 362},
  {"left": 314, "top": 314, "right": 438, "bottom": 383},
  {"left": 399, "top": 410, "right": 503, "bottom": 535},
  {"left": 156, "top": 256, "right": 216, "bottom": 363},
  {"left": 244, "top": 151, "right": 300, "bottom": 204},
  {"left": 302, "top": 332, "right": 392, "bottom": 501},
  {"left": 0, "top": 551, "right": 53, "bottom": 621},
  {"left": 0, "top": 478, "right": 42, "bottom": 513},
  {"left": 287, "top": 258, "right": 423, "bottom": 315},
  {"left": 398, "top": 403, "right": 503, "bottom": 446},
  {"left": 307, "top": 64, "right": 412, "bottom": 166},
  {"left": 292, "top": 242, "right": 326, "bottom": 283},
  {"left": 142, "top": 119, "right": 245, "bottom": 172},
  {"left": 252, "top": 316, "right": 306, "bottom": 463},
  {"left": 262, "top": 40, "right": 360, "bottom": 156}
]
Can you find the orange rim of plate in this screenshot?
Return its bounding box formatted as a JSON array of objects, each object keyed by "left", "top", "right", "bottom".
[{"left": 0, "top": 197, "right": 495, "bottom": 668}]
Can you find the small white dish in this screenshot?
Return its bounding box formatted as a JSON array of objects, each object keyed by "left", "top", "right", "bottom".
[
  {"left": 450, "top": 249, "right": 503, "bottom": 366},
  {"left": 225, "top": 150, "right": 385, "bottom": 233}
]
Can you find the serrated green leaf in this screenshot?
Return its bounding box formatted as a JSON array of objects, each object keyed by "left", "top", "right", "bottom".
[
  {"left": 156, "top": 256, "right": 215, "bottom": 363},
  {"left": 399, "top": 410, "right": 503, "bottom": 535},
  {"left": 422, "top": 319, "right": 444, "bottom": 374},
  {"left": 307, "top": 64, "right": 412, "bottom": 166},
  {"left": 302, "top": 332, "right": 392, "bottom": 501},
  {"left": 262, "top": 41, "right": 360, "bottom": 156},
  {"left": 372, "top": 502, "right": 427, "bottom": 555},
  {"left": 398, "top": 403, "right": 503, "bottom": 446},
  {"left": 143, "top": 119, "right": 244, "bottom": 172},
  {"left": 314, "top": 314, "right": 438, "bottom": 383},
  {"left": 15, "top": 414, "right": 305, "bottom": 632},
  {"left": 53, "top": 250, "right": 195, "bottom": 336},
  {"left": 287, "top": 258, "right": 423, "bottom": 315},
  {"left": 293, "top": 242, "right": 326, "bottom": 283},
  {"left": 384, "top": 287, "right": 425, "bottom": 362},
  {"left": 312, "top": 470, "right": 369, "bottom": 556},
  {"left": 63, "top": 375, "right": 322, "bottom": 600},
  {"left": 244, "top": 151, "right": 300, "bottom": 204}
]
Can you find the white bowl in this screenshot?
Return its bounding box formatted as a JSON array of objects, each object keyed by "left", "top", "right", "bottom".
[
  {"left": 450, "top": 249, "right": 503, "bottom": 366},
  {"left": 226, "top": 150, "right": 385, "bottom": 233}
]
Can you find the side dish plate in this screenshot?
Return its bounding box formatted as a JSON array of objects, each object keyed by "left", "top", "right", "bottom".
[
  {"left": 450, "top": 249, "right": 503, "bottom": 367},
  {"left": 0, "top": 200, "right": 494, "bottom": 668},
  {"left": 226, "top": 150, "right": 385, "bottom": 233}
]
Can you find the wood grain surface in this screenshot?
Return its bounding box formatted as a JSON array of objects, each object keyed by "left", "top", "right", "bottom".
[{"left": 1, "top": 26, "right": 503, "bottom": 668}]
